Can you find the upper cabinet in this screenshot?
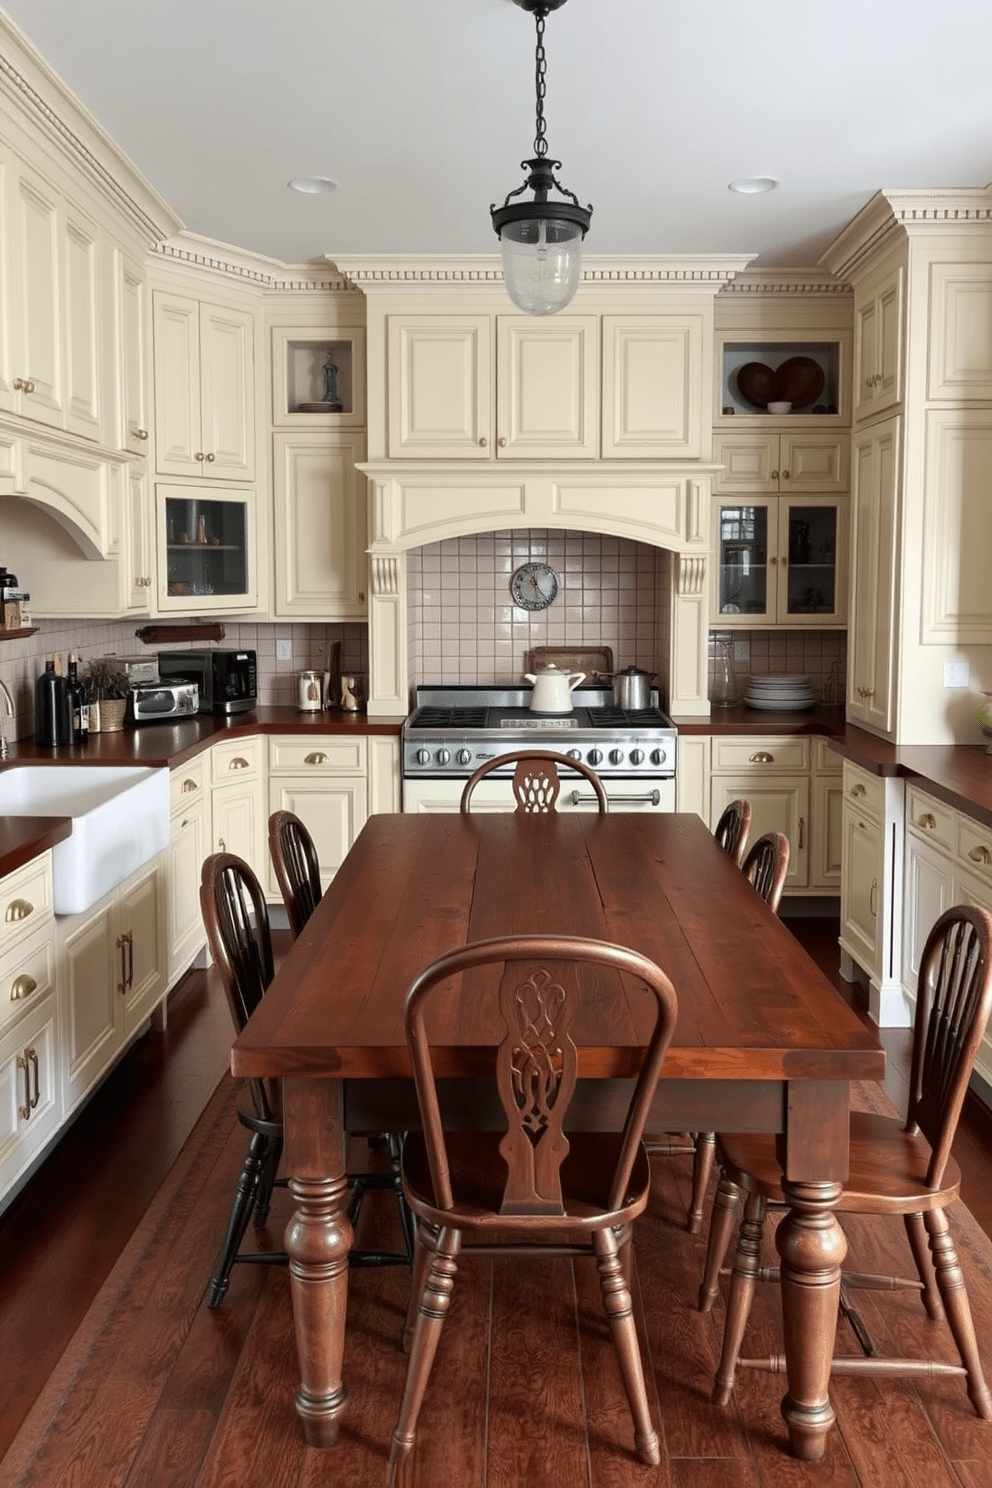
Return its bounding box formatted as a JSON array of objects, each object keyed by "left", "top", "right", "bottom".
[
  {"left": 853, "top": 261, "right": 904, "bottom": 422},
  {"left": 152, "top": 291, "right": 255, "bottom": 481},
  {"left": 0, "top": 145, "right": 103, "bottom": 443},
  {"left": 712, "top": 431, "right": 849, "bottom": 495},
  {"left": 114, "top": 248, "right": 151, "bottom": 455},
  {"left": 385, "top": 311, "right": 703, "bottom": 461}
]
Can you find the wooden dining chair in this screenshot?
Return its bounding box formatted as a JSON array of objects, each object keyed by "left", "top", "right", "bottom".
[
  {"left": 699, "top": 904, "right": 992, "bottom": 1421},
  {"left": 740, "top": 830, "right": 790, "bottom": 913},
  {"left": 713, "top": 798, "right": 751, "bottom": 867},
  {"left": 201, "top": 852, "right": 412, "bottom": 1308},
  {"left": 268, "top": 809, "right": 322, "bottom": 938},
  {"left": 388, "top": 933, "right": 679, "bottom": 1481},
  {"left": 460, "top": 749, "right": 609, "bottom": 814},
  {"left": 266, "top": 810, "right": 417, "bottom": 1265},
  {"left": 666, "top": 825, "right": 789, "bottom": 1234}
]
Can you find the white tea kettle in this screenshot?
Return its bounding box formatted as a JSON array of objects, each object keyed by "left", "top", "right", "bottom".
[{"left": 524, "top": 663, "right": 586, "bottom": 714}]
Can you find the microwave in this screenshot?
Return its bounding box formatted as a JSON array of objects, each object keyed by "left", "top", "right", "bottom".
[{"left": 156, "top": 649, "right": 257, "bottom": 715}]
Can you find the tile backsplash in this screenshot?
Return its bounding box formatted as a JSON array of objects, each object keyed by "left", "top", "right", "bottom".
[
  {"left": 708, "top": 628, "right": 847, "bottom": 705},
  {"left": 406, "top": 529, "right": 671, "bottom": 697},
  {"left": 0, "top": 620, "right": 368, "bottom": 739}
]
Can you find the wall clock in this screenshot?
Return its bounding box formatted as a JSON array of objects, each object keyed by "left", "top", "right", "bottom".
[{"left": 510, "top": 562, "right": 559, "bottom": 612}]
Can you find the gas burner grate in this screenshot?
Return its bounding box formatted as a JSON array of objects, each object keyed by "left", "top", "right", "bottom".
[
  {"left": 410, "top": 706, "right": 488, "bottom": 729},
  {"left": 587, "top": 706, "right": 670, "bottom": 728}
]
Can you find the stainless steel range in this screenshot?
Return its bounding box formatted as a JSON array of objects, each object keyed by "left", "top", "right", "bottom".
[{"left": 401, "top": 685, "right": 678, "bottom": 813}]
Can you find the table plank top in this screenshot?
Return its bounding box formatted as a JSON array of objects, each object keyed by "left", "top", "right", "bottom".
[{"left": 232, "top": 812, "right": 884, "bottom": 1086}]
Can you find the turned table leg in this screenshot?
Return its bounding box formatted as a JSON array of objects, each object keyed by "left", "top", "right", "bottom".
[
  {"left": 283, "top": 1077, "right": 353, "bottom": 1447},
  {"left": 776, "top": 1177, "right": 846, "bottom": 1461}
]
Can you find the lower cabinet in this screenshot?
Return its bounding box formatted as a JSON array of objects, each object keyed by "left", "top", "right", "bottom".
[
  {"left": 210, "top": 735, "right": 265, "bottom": 876},
  {"left": 838, "top": 760, "right": 907, "bottom": 1027},
  {"left": 709, "top": 736, "right": 811, "bottom": 892},
  {"left": 164, "top": 754, "right": 210, "bottom": 984},
  {"left": 267, "top": 736, "right": 368, "bottom": 895},
  {"left": 59, "top": 857, "right": 165, "bottom": 1112}
]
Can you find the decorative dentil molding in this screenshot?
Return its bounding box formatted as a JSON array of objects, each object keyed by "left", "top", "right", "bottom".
[
  {"left": 151, "top": 235, "right": 362, "bottom": 295},
  {"left": 821, "top": 186, "right": 992, "bottom": 281},
  {"left": 331, "top": 253, "right": 755, "bottom": 297}
]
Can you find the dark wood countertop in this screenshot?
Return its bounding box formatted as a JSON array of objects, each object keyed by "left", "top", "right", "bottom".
[{"left": 0, "top": 815, "right": 73, "bottom": 878}]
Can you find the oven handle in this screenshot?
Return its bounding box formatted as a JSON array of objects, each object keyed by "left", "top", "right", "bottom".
[{"left": 570, "top": 789, "right": 662, "bottom": 807}]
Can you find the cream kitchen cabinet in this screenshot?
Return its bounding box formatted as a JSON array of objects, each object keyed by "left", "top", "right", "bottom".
[
  {"left": 920, "top": 408, "right": 992, "bottom": 646},
  {"left": 59, "top": 857, "right": 165, "bottom": 1113},
  {"left": 712, "top": 432, "right": 849, "bottom": 496},
  {"left": 0, "top": 145, "right": 103, "bottom": 443},
  {"left": 272, "top": 432, "right": 368, "bottom": 620},
  {"left": 853, "top": 260, "right": 904, "bottom": 423},
  {"left": 599, "top": 314, "right": 704, "bottom": 458},
  {"left": 712, "top": 495, "right": 848, "bottom": 628},
  {"left": 156, "top": 483, "right": 258, "bottom": 612},
  {"left": 114, "top": 247, "right": 151, "bottom": 455},
  {"left": 838, "top": 759, "right": 907, "bottom": 1026},
  {"left": 847, "top": 416, "right": 899, "bottom": 731},
  {"left": 709, "top": 736, "right": 811, "bottom": 892},
  {"left": 210, "top": 736, "right": 265, "bottom": 877},
  {"left": 165, "top": 758, "right": 210, "bottom": 985},
  {"left": 810, "top": 738, "right": 844, "bottom": 892},
  {"left": 386, "top": 313, "right": 599, "bottom": 460},
  {"left": 152, "top": 290, "right": 255, "bottom": 481},
  {"left": 267, "top": 736, "right": 368, "bottom": 895}
]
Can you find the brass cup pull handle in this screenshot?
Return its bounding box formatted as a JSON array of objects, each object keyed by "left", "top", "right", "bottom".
[
  {"left": 749, "top": 751, "right": 775, "bottom": 764},
  {"left": 851, "top": 783, "right": 867, "bottom": 798},
  {"left": 228, "top": 757, "right": 250, "bottom": 770},
  {"left": 304, "top": 752, "right": 328, "bottom": 765},
  {"left": 181, "top": 778, "right": 198, "bottom": 793},
  {"left": 918, "top": 812, "right": 937, "bottom": 830},
  {"left": 5, "top": 899, "right": 34, "bottom": 922},
  {"left": 10, "top": 974, "right": 37, "bottom": 1001},
  {"left": 968, "top": 845, "right": 992, "bottom": 866}
]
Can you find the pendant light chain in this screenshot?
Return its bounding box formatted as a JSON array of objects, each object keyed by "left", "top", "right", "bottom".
[{"left": 533, "top": 7, "right": 549, "bottom": 160}]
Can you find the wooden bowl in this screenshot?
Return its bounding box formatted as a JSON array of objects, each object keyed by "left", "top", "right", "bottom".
[
  {"left": 774, "top": 355, "right": 825, "bottom": 408},
  {"left": 735, "top": 362, "right": 775, "bottom": 409}
]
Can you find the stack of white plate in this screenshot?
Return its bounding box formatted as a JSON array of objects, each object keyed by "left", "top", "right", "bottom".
[{"left": 744, "top": 674, "right": 816, "bottom": 712}]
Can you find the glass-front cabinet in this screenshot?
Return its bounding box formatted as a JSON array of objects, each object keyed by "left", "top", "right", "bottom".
[
  {"left": 156, "top": 485, "right": 257, "bottom": 611},
  {"left": 713, "top": 496, "right": 847, "bottom": 627}
]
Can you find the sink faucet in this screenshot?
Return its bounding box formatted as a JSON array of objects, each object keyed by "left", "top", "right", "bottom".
[{"left": 0, "top": 678, "right": 14, "bottom": 759}]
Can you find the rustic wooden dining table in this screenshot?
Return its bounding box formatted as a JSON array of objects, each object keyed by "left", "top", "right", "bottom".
[{"left": 231, "top": 809, "right": 884, "bottom": 1462}]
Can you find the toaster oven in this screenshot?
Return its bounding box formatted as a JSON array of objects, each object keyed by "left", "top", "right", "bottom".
[{"left": 127, "top": 681, "right": 199, "bottom": 722}]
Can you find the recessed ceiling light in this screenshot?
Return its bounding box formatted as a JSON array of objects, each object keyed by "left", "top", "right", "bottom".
[
  {"left": 728, "top": 177, "right": 780, "bottom": 195},
  {"left": 288, "top": 176, "right": 339, "bottom": 195}
]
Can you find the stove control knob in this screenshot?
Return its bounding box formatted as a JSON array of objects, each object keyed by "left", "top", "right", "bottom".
[
  {"left": 436, "top": 748, "right": 450, "bottom": 766},
  {"left": 609, "top": 748, "right": 624, "bottom": 766},
  {"left": 650, "top": 748, "right": 667, "bottom": 767},
  {"left": 588, "top": 748, "right": 603, "bottom": 766},
  {"left": 457, "top": 747, "right": 473, "bottom": 767},
  {"left": 416, "top": 748, "right": 431, "bottom": 767},
  {"left": 630, "top": 748, "right": 645, "bottom": 766}
]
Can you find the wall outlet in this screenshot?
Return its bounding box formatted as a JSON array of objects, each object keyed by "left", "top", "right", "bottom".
[
  {"left": 276, "top": 639, "right": 292, "bottom": 662},
  {"left": 944, "top": 659, "right": 970, "bottom": 688}
]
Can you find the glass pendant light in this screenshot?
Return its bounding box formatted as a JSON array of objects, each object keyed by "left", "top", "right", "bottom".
[{"left": 490, "top": 0, "right": 592, "bottom": 316}]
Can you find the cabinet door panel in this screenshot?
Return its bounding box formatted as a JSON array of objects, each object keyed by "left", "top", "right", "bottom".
[
  {"left": 213, "top": 783, "right": 264, "bottom": 879},
  {"left": 711, "top": 773, "right": 809, "bottom": 888},
  {"left": 121, "top": 863, "right": 165, "bottom": 1034},
  {"left": 118, "top": 251, "right": 150, "bottom": 453},
  {"left": 781, "top": 434, "right": 848, "bottom": 493},
  {"left": 387, "top": 316, "right": 491, "bottom": 457},
  {"left": 153, "top": 294, "right": 201, "bottom": 475},
  {"left": 497, "top": 317, "right": 598, "bottom": 457},
  {"left": 902, "top": 838, "right": 953, "bottom": 994},
  {"left": 0, "top": 1001, "right": 60, "bottom": 1191},
  {"left": 848, "top": 419, "right": 898, "bottom": 731},
  {"left": 61, "top": 902, "right": 120, "bottom": 1110},
  {"left": 602, "top": 316, "right": 701, "bottom": 458},
  {"left": 166, "top": 797, "right": 208, "bottom": 981},
  {"left": 200, "top": 304, "right": 254, "bottom": 478},
  {"left": 62, "top": 203, "right": 102, "bottom": 441},
  {"left": 269, "top": 780, "right": 367, "bottom": 887},
  {"left": 811, "top": 772, "right": 844, "bottom": 891},
  {"left": 840, "top": 805, "right": 882, "bottom": 975},
  {"left": 273, "top": 434, "right": 367, "bottom": 618},
  {"left": 921, "top": 409, "right": 992, "bottom": 644},
  {"left": 13, "top": 163, "right": 63, "bottom": 427}
]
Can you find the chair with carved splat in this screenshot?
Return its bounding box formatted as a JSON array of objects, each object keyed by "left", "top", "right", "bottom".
[
  {"left": 459, "top": 749, "right": 608, "bottom": 814},
  {"left": 699, "top": 904, "right": 992, "bottom": 1422},
  {"left": 387, "top": 934, "right": 678, "bottom": 1482}
]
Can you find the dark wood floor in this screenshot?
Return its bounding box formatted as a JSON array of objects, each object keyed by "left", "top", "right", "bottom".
[{"left": 4, "top": 915, "right": 992, "bottom": 1485}]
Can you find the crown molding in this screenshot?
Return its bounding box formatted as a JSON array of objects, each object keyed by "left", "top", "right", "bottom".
[
  {"left": 150, "top": 234, "right": 362, "bottom": 296},
  {"left": 0, "top": 13, "right": 180, "bottom": 246},
  {"left": 718, "top": 270, "right": 852, "bottom": 299},
  {"left": 330, "top": 253, "right": 755, "bottom": 297},
  {"left": 820, "top": 186, "right": 992, "bottom": 280}
]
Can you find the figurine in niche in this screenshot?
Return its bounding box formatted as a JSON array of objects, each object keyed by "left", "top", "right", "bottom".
[{"left": 320, "top": 353, "right": 343, "bottom": 411}]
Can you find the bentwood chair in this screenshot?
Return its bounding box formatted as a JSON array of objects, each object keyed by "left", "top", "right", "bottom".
[
  {"left": 388, "top": 934, "right": 679, "bottom": 1482},
  {"left": 700, "top": 904, "right": 992, "bottom": 1421},
  {"left": 713, "top": 798, "right": 752, "bottom": 867},
  {"left": 201, "top": 853, "right": 412, "bottom": 1309},
  {"left": 268, "top": 809, "right": 322, "bottom": 938},
  {"left": 266, "top": 814, "right": 416, "bottom": 1266},
  {"left": 459, "top": 749, "right": 609, "bottom": 814},
  {"left": 666, "top": 824, "right": 788, "bottom": 1234}
]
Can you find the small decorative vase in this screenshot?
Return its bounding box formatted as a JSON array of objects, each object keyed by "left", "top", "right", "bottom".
[{"left": 98, "top": 698, "right": 126, "bottom": 733}]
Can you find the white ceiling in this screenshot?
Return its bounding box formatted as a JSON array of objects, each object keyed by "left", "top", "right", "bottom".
[{"left": 5, "top": 0, "right": 992, "bottom": 271}]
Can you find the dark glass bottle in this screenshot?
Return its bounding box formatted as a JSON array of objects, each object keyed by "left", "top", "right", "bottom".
[
  {"left": 66, "top": 653, "right": 87, "bottom": 743},
  {"left": 35, "top": 654, "right": 61, "bottom": 746}
]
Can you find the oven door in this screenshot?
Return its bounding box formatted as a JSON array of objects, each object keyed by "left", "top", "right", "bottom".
[{"left": 401, "top": 776, "right": 675, "bottom": 814}]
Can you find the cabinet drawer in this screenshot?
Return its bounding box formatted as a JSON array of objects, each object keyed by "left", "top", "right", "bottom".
[
  {"left": 211, "top": 735, "right": 263, "bottom": 784},
  {"left": 906, "top": 786, "right": 954, "bottom": 851},
  {"left": 711, "top": 737, "right": 810, "bottom": 773},
  {"left": 170, "top": 755, "right": 208, "bottom": 812},
  {"left": 0, "top": 924, "right": 56, "bottom": 1040},
  {"left": 0, "top": 854, "right": 54, "bottom": 955},
  {"left": 842, "top": 762, "right": 884, "bottom": 823},
  {"left": 957, "top": 816, "right": 992, "bottom": 888},
  {"left": 814, "top": 738, "right": 843, "bottom": 775},
  {"left": 268, "top": 737, "right": 368, "bottom": 774}
]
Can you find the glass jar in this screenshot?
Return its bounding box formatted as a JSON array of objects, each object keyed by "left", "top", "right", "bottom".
[{"left": 710, "top": 633, "right": 739, "bottom": 708}]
